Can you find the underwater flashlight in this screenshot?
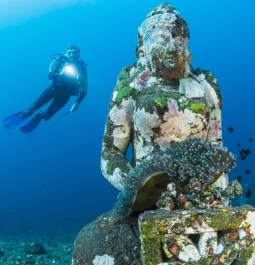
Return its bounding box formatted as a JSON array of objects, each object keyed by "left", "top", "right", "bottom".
[{"left": 61, "top": 65, "right": 78, "bottom": 79}]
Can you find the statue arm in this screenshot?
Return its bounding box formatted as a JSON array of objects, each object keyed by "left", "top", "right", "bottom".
[
  {"left": 194, "top": 68, "right": 223, "bottom": 146},
  {"left": 101, "top": 69, "right": 135, "bottom": 191},
  {"left": 203, "top": 71, "right": 229, "bottom": 189},
  {"left": 206, "top": 73, "right": 223, "bottom": 146}
]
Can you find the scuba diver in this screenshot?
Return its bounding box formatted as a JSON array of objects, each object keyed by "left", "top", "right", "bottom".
[{"left": 3, "top": 45, "right": 88, "bottom": 133}]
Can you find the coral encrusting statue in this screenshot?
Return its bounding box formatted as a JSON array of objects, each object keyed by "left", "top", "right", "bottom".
[
  {"left": 72, "top": 3, "right": 255, "bottom": 265},
  {"left": 115, "top": 137, "right": 238, "bottom": 218},
  {"left": 100, "top": 3, "right": 227, "bottom": 194}
]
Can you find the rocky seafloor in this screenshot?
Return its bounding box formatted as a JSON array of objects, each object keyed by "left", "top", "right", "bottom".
[{"left": 0, "top": 234, "right": 75, "bottom": 265}]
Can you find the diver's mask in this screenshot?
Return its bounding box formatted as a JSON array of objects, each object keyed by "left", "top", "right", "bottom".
[{"left": 66, "top": 49, "right": 80, "bottom": 60}]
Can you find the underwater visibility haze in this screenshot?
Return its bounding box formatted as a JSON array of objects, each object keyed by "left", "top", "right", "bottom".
[{"left": 0, "top": 0, "right": 255, "bottom": 235}]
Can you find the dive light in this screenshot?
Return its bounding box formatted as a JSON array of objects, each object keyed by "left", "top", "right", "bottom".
[{"left": 61, "top": 64, "right": 79, "bottom": 79}]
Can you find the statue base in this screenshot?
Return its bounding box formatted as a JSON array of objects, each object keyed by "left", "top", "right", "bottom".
[{"left": 139, "top": 205, "right": 255, "bottom": 265}]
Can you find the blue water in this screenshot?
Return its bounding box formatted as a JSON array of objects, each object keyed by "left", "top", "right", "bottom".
[{"left": 0, "top": 0, "right": 254, "bottom": 235}]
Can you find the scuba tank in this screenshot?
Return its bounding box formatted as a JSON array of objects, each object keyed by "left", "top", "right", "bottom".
[{"left": 49, "top": 54, "right": 66, "bottom": 73}]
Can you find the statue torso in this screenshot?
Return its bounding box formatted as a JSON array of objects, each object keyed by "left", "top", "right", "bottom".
[{"left": 112, "top": 66, "right": 221, "bottom": 163}]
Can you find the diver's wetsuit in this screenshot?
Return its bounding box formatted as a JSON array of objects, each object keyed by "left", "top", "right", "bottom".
[{"left": 24, "top": 54, "right": 87, "bottom": 120}]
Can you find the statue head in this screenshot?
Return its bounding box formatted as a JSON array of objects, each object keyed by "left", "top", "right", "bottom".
[{"left": 137, "top": 3, "right": 192, "bottom": 79}]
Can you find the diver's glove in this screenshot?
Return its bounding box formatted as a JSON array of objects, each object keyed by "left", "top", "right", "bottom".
[{"left": 70, "top": 102, "right": 79, "bottom": 112}]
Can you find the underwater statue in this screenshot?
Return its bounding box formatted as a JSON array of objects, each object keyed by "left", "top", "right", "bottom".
[
  {"left": 72, "top": 4, "right": 255, "bottom": 265},
  {"left": 100, "top": 3, "right": 230, "bottom": 215},
  {"left": 100, "top": 3, "right": 227, "bottom": 192}
]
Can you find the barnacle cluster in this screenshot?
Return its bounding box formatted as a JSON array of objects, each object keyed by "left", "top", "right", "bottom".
[
  {"left": 114, "top": 137, "right": 237, "bottom": 218},
  {"left": 157, "top": 178, "right": 243, "bottom": 211}
]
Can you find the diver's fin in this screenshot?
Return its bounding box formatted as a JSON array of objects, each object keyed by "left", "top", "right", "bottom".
[
  {"left": 20, "top": 113, "right": 43, "bottom": 133},
  {"left": 3, "top": 112, "right": 25, "bottom": 129}
]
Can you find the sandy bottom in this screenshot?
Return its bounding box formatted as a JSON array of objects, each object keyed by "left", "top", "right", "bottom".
[{"left": 0, "top": 234, "right": 75, "bottom": 264}]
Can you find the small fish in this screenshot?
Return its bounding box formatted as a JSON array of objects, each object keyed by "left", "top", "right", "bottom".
[
  {"left": 245, "top": 170, "right": 251, "bottom": 174},
  {"left": 238, "top": 143, "right": 241, "bottom": 148},
  {"left": 239, "top": 149, "right": 251, "bottom": 160},
  {"left": 248, "top": 137, "right": 253, "bottom": 143},
  {"left": 228, "top": 126, "right": 234, "bottom": 133},
  {"left": 245, "top": 188, "right": 252, "bottom": 199},
  {"left": 236, "top": 176, "right": 242, "bottom": 181}
]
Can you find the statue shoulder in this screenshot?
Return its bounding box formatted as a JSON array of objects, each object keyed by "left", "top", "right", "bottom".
[
  {"left": 117, "top": 64, "right": 136, "bottom": 81},
  {"left": 193, "top": 68, "right": 220, "bottom": 92},
  {"left": 112, "top": 65, "right": 137, "bottom": 104},
  {"left": 193, "top": 68, "right": 222, "bottom": 107}
]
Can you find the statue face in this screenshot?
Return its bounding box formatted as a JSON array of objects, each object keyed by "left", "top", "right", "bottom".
[
  {"left": 148, "top": 30, "right": 190, "bottom": 79},
  {"left": 138, "top": 6, "right": 191, "bottom": 79}
]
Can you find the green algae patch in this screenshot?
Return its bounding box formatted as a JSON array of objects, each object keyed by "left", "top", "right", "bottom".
[
  {"left": 153, "top": 92, "right": 181, "bottom": 109},
  {"left": 154, "top": 95, "right": 167, "bottom": 108},
  {"left": 140, "top": 220, "right": 158, "bottom": 239},
  {"left": 118, "top": 68, "right": 130, "bottom": 81},
  {"left": 107, "top": 162, "right": 114, "bottom": 176},
  {"left": 115, "top": 85, "right": 133, "bottom": 104},
  {"left": 153, "top": 92, "right": 206, "bottom": 114},
  {"left": 178, "top": 99, "right": 207, "bottom": 114},
  {"left": 209, "top": 211, "right": 242, "bottom": 230},
  {"left": 139, "top": 219, "right": 162, "bottom": 265},
  {"left": 238, "top": 244, "right": 255, "bottom": 264},
  {"left": 186, "top": 100, "right": 207, "bottom": 114}
]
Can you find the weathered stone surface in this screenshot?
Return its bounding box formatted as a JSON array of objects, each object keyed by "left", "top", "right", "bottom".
[
  {"left": 72, "top": 210, "right": 143, "bottom": 265},
  {"left": 73, "top": 3, "right": 255, "bottom": 265},
  {"left": 139, "top": 205, "right": 255, "bottom": 265}
]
